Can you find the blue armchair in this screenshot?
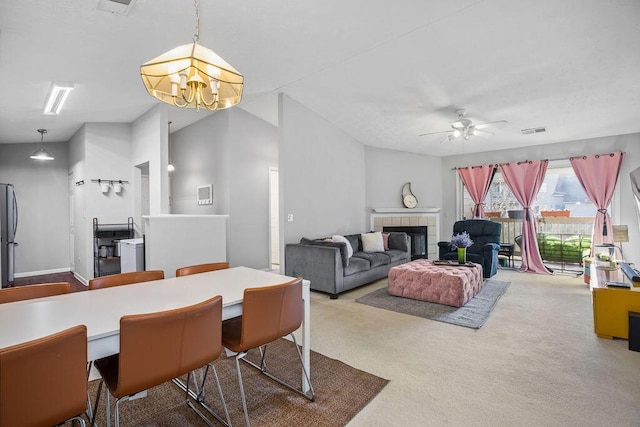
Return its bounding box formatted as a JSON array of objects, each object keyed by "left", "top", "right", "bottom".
[{"left": 438, "top": 219, "right": 502, "bottom": 278}]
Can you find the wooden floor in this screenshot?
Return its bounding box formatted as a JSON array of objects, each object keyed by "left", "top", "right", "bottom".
[{"left": 12, "top": 272, "right": 86, "bottom": 293}]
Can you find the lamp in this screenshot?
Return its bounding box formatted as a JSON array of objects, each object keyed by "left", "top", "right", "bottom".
[
  {"left": 168, "top": 121, "right": 175, "bottom": 172},
  {"left": 43, "top": 82, "right": 74, "bottom": 115},
  {"left": 30, "top": 129, "right": 55, "bottom": 161},
  {"left": 613, "top": 225, "right": 629, "bottom": 260},
  {"left": 140, "top": 0, "right": 243, "bottom": 111}
]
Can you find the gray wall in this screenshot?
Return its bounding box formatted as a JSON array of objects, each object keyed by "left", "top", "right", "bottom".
[
  {"left": 0, "top": 142, "right": 70, "bottom": 275},
  {"left": 365, "top": 146, "right": 443, "bottom": 214},
  {"left": 170, "top": 108, "right": 278, "bottom": 270},
  {"left": 440, "top": 133, "right": 640, "bottom": 264},
  {"left": 280, "top": 94, "right": 367, "bottom": 243}
]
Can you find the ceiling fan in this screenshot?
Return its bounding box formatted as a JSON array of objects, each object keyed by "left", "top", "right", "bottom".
[{"left": 419, "top": 109, "right": 508, "bottom": 142}]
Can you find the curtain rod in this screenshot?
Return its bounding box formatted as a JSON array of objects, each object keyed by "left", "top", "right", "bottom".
[{"left": 451, "top": 151, "right": 624, "bottom": 170}]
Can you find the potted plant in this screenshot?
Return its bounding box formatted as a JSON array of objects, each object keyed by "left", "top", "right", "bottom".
[{"left": 450, "top": 232, "right": 474, "bottom": 264}]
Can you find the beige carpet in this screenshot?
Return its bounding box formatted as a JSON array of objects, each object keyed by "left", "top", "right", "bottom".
[
  {"left": 82, "top": 339, "right": 388, "bottom": 426},
  {"left": 309, "top": 269, "right": 640, "bottom": 426}
]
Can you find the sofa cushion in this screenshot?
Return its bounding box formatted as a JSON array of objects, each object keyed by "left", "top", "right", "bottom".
[
  {"left": 388, "top": 232, "right": 408, "bottom": 252},
  {"left": 361, "top": 232, "right": 385, "bottom": 252},
  {"left": 300, "top": 238, "right": 349, "bottom": 268},
  {"left": 382, "top": 233, "right": 390, "bottom": 250},
  {"left": 344, "top": 234, "right": 361, "bottom": 252},
  {"left": 344, "top": 257, "right": 370, "bottom": 276},
  {"left": 332, "top": 235, "right": 354, "bottom": 258},
  {"left": 385, "top": 249, "right": 407, "bottom": 263},
  {"left": 352, "top": 251, "right": 390, "bottom": 268}
]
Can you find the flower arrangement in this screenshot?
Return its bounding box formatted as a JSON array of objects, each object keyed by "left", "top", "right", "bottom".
[{"left": 450, "top": 231, "right": 473, "bottom": 249}]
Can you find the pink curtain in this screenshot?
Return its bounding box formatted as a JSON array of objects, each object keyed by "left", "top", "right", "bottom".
[
  {"left": 500, "top": 160, "right": 552, "bottom": 274},
  {"left": 458, "top": 165, "right": 497, "bottom": 218},
  {"left": 570, "top": 152, "right": 624, "bottom": 253}
]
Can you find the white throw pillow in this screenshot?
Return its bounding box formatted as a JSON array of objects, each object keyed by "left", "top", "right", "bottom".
[
  {"left": 361, "top": 232, "right": 385, "bottom": 253},
  {"left": 332, "top": 235, "right": 353, "bottom": 258}
]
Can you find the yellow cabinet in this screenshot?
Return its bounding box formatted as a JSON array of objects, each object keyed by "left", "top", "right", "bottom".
[{"left": 591, "top": 265, "right": 640, "bottom": 339}]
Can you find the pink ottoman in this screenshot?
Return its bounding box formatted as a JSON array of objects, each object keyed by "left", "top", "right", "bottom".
[{"left": 388, "top": 259, "right": 483, "bottom": 307}]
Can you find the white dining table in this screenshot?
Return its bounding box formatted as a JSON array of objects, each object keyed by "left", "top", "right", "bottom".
[{"left": 0, "top": 266, "right": 311, "bottom": 392}]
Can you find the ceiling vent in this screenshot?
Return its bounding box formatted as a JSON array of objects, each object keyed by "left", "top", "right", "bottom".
[
  {"left": 521, "top": 127, "right": 546, "bottom": 135},
  {"left": 97, "top": 0, "right": 136, "bottom": 15}
]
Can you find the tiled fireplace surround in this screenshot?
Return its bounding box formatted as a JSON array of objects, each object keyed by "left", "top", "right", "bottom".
[{"left": 370, "top": 208, "right": 440, "bottom": 260}]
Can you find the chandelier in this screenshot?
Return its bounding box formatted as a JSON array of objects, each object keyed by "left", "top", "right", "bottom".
[{"left": 140, "top": 0, "right": 243, "bottom": 111}]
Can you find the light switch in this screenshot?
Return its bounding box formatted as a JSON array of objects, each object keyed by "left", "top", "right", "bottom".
[{"left": 287, "top": 214, "right": 294, "bottom": 222}]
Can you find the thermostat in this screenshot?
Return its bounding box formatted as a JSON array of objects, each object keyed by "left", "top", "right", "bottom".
[{"left": 197, "top": 184, "right": 213, "bottom": 205}]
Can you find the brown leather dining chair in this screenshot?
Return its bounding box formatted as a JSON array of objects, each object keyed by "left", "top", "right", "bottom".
[
  {"left": 176, "top": 262, "right": 230, "bottom": 277},
  {"left": 0, "top": 282, "right": 70, "bottom": 304},
  {"left": 92, "top": 295, "right": 230, "bottom": 427},
  {"left": 0, "top": 324, "right": 88, "bottom": 427},
  {"left": 222, "top": 277, "right": 314, "bottom": 427},
  {"left": 88, "top": 270, "right": 164, "bottom": 290}
]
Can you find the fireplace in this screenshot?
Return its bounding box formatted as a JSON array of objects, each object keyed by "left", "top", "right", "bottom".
[{"left": 383, "top": 226, "right": 428, "bottom": 260}]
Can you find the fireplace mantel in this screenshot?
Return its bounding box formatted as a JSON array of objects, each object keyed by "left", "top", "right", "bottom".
[
  {"left": 372, "top": 207, "right": 440, "bottom": 214},
  {"left": 370, "top": 209, "right": 440, "bottom": 259}
]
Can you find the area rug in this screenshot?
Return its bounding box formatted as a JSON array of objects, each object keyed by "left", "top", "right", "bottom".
[
  {"left": 356, "top": 279, "right": 510, "bottom": 329},
  {"left": 84, "top": 338, "right": 388, "bottom": 426}
]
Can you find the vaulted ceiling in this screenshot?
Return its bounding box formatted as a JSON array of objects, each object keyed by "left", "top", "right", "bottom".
[{"left": 1, "top": 0, "right": 639, "bottom": 156}]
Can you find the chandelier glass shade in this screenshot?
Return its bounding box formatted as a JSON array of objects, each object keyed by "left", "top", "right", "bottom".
[{"left": 140, "top": 0, "right": 243, "bottom": 111}]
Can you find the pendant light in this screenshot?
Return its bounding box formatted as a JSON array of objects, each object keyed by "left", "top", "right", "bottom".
[
  {"left": 140, "top": 0, "right": 243, "bottom": 111},
  {"left": 168, "top": 121, "right": 175, "bottom": 172},
  {"left": 30, "top": 129, "right": 55, "bottom": 161}
]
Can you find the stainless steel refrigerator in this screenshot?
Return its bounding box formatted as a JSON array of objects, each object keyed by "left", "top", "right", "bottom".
[{"left": 0, "top": 184, "right": 18, "bottom": 288}]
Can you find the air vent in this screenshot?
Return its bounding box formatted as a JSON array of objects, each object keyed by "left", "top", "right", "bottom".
[
  {"left": 97, "top": 0, "right": 136, "bottom": 15},
  {"left": 521, "top": 127, "right": 546, "bottom": 135}
]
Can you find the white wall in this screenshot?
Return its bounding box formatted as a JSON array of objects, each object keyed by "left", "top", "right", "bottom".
[
  {"left": 131, "top": 105, "right": 169, "bottom": 217},
  {"left": 0, "top": 141, "right": 70, "bottom": 275},
  {"left": 280, "top": 94, "right": 367, "bottom": 243},
  {"left": 69, "top": 126, "right": 87, "bottom": 280},
  {"left": 441, "top": 132, "right": 640, "bottom": 264},
  {"left": 68, "top": 123, "right": 135, "bottom": 281},
  {"left": 365, "top": 146, "right": 443, "bottom": 214}
]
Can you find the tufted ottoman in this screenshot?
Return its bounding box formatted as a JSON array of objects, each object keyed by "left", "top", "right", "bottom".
[{"left": 388, "top": 259, "right": 483, "bottom": 307}]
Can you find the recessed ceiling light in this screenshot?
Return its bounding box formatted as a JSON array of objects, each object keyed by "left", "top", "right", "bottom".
[{"left": 43, "top": 82, "right": 74, "bottom": 115}]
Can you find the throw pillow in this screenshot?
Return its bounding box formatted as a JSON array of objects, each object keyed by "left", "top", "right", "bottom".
[
  {"left": 382, "top": 233, "right": 390, "bottom": 251},
  {"left": 332, "top": 235, "right": 354, "bottom": 258},
  {"left": 388, "top": 232, "right": 408, "bottom": 252},
  {"left": 361, "top": 232, "right": 384, "bottom": 253}
]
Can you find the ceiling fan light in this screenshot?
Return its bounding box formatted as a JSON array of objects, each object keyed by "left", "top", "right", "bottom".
[{"left": 452, "top": 130, "right": 461, "bottom": 138}]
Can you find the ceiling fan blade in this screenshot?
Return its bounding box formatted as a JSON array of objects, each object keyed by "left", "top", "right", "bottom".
[
  {"left": 439, "top": 135, "right": 453, "bottom": 144},
  {"left": 419, "top": 130, "right": 453, "bottom": 137},
  {"left": 474, "top": 120, "right": 508, "bottom": 130},
  {"left": 475, "top": 129, "right": 495, "bottom": 136}
]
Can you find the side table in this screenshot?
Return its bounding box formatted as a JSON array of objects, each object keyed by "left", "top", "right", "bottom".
[{"left": 498, "top": 243, "right": 515, "bottom": 268}]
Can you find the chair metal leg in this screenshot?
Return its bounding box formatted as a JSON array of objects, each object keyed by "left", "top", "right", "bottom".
[
  {"left": 177, "top": 364, "right": 233, "bottom": 427},
  {"left": 113, "top": 395, "right": 129, "bottom": 427},
  {"left": 104, "top": 386, "right": 111, "bottom": 427},
  {"left": 90, "top": 379, "right": 103, "bottom": 427},
  {"left": 241, "top": 335, "right": 315, "bottom": 401},
  {"left": 70, "top": 414, "right": 87, "bottom": 427},
  {"left": 235, "top": 352, "right": 251, "bottom": 427}
]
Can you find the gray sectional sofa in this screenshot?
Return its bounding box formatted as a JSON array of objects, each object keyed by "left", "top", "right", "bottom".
[{"left": 285, "top": 232, "right": 411, "bottom": 299}]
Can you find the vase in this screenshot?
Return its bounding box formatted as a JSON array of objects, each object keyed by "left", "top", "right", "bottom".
[{"left": 457, "top": 247, "right": 466, "bottom": 264}]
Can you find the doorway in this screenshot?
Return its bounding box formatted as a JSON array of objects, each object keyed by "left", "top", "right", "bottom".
[{"left": 269, "top": 167, "right": 280, "bottom": 271}]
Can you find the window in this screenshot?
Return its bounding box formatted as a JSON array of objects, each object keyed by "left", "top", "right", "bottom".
[{"left": 461, "top": 161, "right": 598, "bottom": 218}]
